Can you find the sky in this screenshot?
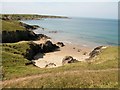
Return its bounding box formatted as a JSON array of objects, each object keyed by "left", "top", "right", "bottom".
[
  {"left": 1, "top": 0, "right": 119, "bottom": 2},
  {"left": 1, "top": 1, "right": 118, "bottom": 19}
]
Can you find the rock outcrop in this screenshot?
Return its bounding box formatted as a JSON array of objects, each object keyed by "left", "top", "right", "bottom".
[
  {"left": 89, "top": 46, "right": 107, "bottom": 59},
  {"left": 45, "top": 63, "right": 56, "bottom": 68},
  {"left": 62, "top": 56, "right": 78, "bottom": 65},
  {"left": 2, "top": 29, "right": 50, "bottom": 43},
  {"left": 37, "top": 34, "right": 51, "bottom": 40},
  {"left": 19, "top": 22, "right": 40, "bottom": 30},
  {"left": 40, "top": 40, "right": 59, "bottom": 53},
  {"left": 49, "top": 31, "right": 58, "bottom": 33},
  {"left": 2, "top": 30, "right": 37, "bottom": 43},
  {"left": 83, "top": 52, "right": 87, "bottom": 55},
  {"left": 56, "top": 42, "right": 65, "bottom": 47}
]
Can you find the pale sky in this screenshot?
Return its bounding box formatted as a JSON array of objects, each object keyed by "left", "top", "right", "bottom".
[
  {"left": 1, "top": 1, "right": 118, "bottom": 19},
  {"left": 1, "top": 0, "right": 119, "bottom": 2}
]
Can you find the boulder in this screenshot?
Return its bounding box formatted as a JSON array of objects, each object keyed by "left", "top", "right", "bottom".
[
  {"left": 32, "top": 25, "right": 40, "bottom": 29},
  {"left": 45, "top": 63, "right": 56, "bottom": 68},
  {"left": 37, "top": 34, "right": 51, "bottom": 40},
  {"left": 78, "top": 49, "right": 81, "bottom": 52},
  {"left": 56, "top": 42, "right": 65, "bottom": 47},
  {"left": 83, "top": 52, "right": 87, "bottom": 55},
  {"left": 19, "top": 22, "right": 40, "bottom": 30},
  {"left": 49, "top": 31, "right": 58, "bottom": 33},
  {"left": 62, "top": 56, "right": 78, "bottom": 65},
  {"left": 73, "top": 47, "right": 75, "bottom": 49},
  {"left": 40, "top": 40, "right": 59, "bottom": 53},
  {"left": 89, "top": 46, "right": 107, "bottom": 58}
]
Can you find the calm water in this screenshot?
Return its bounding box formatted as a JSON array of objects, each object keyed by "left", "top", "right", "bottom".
[{"left": 22, "top": 17, "right": 118, "bottom": 48}]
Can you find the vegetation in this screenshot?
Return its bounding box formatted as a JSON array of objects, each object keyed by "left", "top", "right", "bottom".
[
  {"left": 1, "top": 14, "right": 68, "bottom": 43},
  {"left": 2, "top": 41, "right": 40, "bottom": 60},
  {"left": 1, "top": 14, "right": 68, "bottom": 20},
  {"left": 2, "top": 46, "right": 119, "bottom": 88},
  {"left": 1, "top": 20, "right": 40, "bottom": 43},
  {"left": 2, "top": 20, "right": 25, "bottom": 31},
  {"left": 1, "top": 14, "right": 119, "bottom": 88},
  {"left": 2, "top": 41, "right": 40, "bottom": 79}
]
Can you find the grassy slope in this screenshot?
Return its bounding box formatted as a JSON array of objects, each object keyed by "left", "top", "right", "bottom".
[
  {"left": 1, "top": 15, "right": 119, "bottom": 88},
  {"left": 2, "top": 46, "right": 119, "bottom": 88},
  {"left": 2, "top": 20, "right": 25, "bottom": 31},
  {"left": 2, "top": 41, "right": 40, "bottom": 79},
  {"left": 1, "top": 19, "right": 40, "bottom": 81}
]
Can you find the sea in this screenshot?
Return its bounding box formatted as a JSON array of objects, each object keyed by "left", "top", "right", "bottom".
[{"left": 21, "top": 17, "right": 118, "bottom": 48}]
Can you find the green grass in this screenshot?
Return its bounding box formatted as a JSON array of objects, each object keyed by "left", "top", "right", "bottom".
[
  {"left": 2, "top": 45, "right": 119, "bottom": 88},
  {"left": 1, "top": 14, "right": 119, "bottom": 88},
  {"left": 2, "top": 41, "right": 32, "bottom": 56},
  {"left": 4, "top": 70, "right": 118, "bottom": 88},
  {"left": 2, "top": 20, "right": 25, "bottom": 31},
  {"left": 2, "top": 41, "right": 41, "bottom": 80},
  {"left": 2, "top": 46, "right": 119, "bottom": 78}
]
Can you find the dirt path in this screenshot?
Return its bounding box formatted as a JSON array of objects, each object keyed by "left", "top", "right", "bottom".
[{"left": 2, "top": 68, "right": 119, "bottom": 86}]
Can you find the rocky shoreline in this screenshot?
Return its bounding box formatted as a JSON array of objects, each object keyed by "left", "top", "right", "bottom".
[
  {"left": 1, "top": 14, "right": 68, "bottom": 20},
  {"left": 32, "top": 37, "right": 108, "bottom": 68},
  {"left": 2, "top": 20, "right": 50, "bottom": 43},
  {"left": 18, "top": 20, "right": 108, "bottom": 68},
  {"left": 2, "top": 15, "right": 108, "bottom": 68}
]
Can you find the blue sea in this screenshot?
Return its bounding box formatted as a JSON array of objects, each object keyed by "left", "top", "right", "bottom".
[{"left": 22, "top": 17, "right": 118, "bottom": 48}]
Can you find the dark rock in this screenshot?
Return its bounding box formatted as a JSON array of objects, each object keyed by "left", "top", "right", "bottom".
[
  {"left": 32, "top": 25, "right": 40, "bottom": 29},
  {"left": 62, "top": 56, "right": 78, "bottom": 65},
  {"left": 89, "top": 46, "right": 107, "bottom": 58},
  {"left": 49, "top": 31, "right": 58, "bottom": 33},
  {"left": 2, "top": 15, "right": 12, "bottom": 20},
  {"left": 93, "top": 46, "right": 103, "bottom": 51},
  {"left": 45, "top": 63, "right": 56, "bottom": 68},
  {"left": 78, "top": 49, "right": 81, "bottom": 52},
  {"left": 40, "top": 40, "right": 59, "bottom": 53},
  {"left": 25, "top": 62, "right": 33, "bottom": 65},
  {"left": 73, "top": 47, "right": 75, "bottom": 49},
  {"left": 83, "top": 52, "right": 87, "bottom": 55},
  {"left": 42, "top": 28, "right": 45, "bottom": 30},
  {"left": 56, "top": 42, "right": 65, "bottom": 47},
  {"left": 2, "top": 30, "right": 50, "bottom": 43},
  {"left": 2, "top": 30, "right": 38, "bottom": 43},
  {"left": 37, "top": 34, "right": 51, "bottom": 40},
  {"left": 19, "top": 22, "right": 40, "bottom": 30},
  {"left": 24, "top": 42, "right": 41, "bottom": 60}
]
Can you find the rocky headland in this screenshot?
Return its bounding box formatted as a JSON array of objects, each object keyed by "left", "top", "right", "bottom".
[
  {"left": 1, "top": 14, "right": 108, "bottom": 69},
  {"left": 1, "top": 14, "right": 68, "bottom": 20},
  {"left": 2, "top": 14, "right": 118, "bottom": 88}
]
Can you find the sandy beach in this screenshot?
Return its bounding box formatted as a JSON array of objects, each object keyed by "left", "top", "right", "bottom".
[{"left": 33, "top": 39, "right": 92, "bottom": 68}]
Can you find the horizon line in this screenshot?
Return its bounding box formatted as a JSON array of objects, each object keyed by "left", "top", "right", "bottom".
[{"left": 1, "top": 13, "right": 118, "bottom": 20}]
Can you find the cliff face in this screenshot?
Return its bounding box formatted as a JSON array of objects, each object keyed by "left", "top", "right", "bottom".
[
  {"left": 1, "top": 20, "right": 41, "bottom": 43},
  {"left": 20, "top": 22, "right": 40, "bottom": 30},
  {"left": 2, "top": 30, "right": 38, "bottom": 43},
  {"left": 1, "top": 14, "right": 68, "bottom": 43}
]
